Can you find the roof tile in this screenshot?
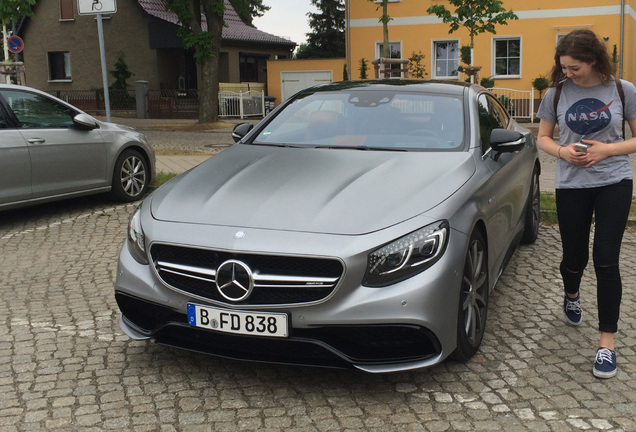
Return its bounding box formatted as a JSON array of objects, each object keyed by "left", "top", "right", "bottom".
[{"left": 137, "top": 0, "right": 296, "bottom": 47}]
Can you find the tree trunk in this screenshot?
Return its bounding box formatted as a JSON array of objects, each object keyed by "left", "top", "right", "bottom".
[
  {"left": 382, "top": 1, "right": 389, "bottom": 58},
  {"left": 198, "top": 9, "right": 223, "bottom": 123}
]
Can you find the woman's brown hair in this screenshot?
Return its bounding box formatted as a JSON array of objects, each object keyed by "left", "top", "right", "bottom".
[{"left": 549, "top": 29, "right": 614, "bottom": 86}]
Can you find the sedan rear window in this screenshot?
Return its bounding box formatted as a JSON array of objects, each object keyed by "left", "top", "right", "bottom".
[{"left": 254, "top": 90, "right": 464, "bottom": 151}]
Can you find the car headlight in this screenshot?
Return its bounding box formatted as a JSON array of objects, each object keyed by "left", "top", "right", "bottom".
[
  {"left": 363, "top": 221, "right": 449, "bottom": 287},
  {"left": 127, "top": 206, "right": 148, "bottom": 265}
]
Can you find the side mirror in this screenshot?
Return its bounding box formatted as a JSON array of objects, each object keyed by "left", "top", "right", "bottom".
[
  {"left": 232, "top": 123, "right": 254, "bottom": 143},
  {"left": 490, "top": 129, "right": 526, "bottom": 153},
  {"left": 73, "top": 113, "right": 99, "bottom": 130}
]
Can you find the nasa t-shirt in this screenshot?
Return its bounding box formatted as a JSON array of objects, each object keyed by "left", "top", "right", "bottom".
[{"left": 537, "top": 79, "right": 636, "bottom": 189}]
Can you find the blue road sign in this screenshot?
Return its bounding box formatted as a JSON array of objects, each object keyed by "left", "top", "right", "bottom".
[{"left": 7, "top": 36, "right": 24, "bottom": 54}]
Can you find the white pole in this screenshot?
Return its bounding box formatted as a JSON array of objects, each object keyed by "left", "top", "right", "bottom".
[{"left": 97, "top": 14, "right": 111, "bottom": 122}]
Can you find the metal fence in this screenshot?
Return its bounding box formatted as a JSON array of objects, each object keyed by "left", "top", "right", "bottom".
[
  {"left": 219, "top": 90, "right": 265, "bottom": 119},
  {"left": 488, "top": 87, "right": 536, "bottom": 122},
  {"left": 47, "top": 88, "right": 267, "bottom": 119},
  {"left": 148, "top": 89, "right": 199, "bottom": 119},
  {"left": 48, "top": 89, "right": 136, "bottom": 114}
]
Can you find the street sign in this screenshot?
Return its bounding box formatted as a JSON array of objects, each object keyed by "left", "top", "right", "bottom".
[
  {"left": 78, "top": 0, "right": 117, "bottom": 15},
  {"left": 7, "top": 36, "right": 24, "bottom": 54}
]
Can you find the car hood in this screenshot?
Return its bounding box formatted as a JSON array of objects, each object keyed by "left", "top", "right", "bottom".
[{"left": 150, "top": 145, "right": 476, "bottom": 235}]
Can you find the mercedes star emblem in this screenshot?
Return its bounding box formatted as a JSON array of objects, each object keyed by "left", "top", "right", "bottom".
[{"left": 215, "top": 260, "right": 254, "bottom": 302}]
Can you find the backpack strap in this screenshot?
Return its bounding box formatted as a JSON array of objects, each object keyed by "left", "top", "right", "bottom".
[
  {"left": 615, "top": 79, "right": 626, "bottom": 138},
  {"left": 553, "top": 79, "right": 626, "bottom": 138},
  {"left": 553, "top": 84, "right": 562, "bottom": 119}
]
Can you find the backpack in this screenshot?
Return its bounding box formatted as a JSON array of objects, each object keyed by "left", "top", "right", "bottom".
[{"left": 553, "top": 79, "right": 626, "bottom": 138}]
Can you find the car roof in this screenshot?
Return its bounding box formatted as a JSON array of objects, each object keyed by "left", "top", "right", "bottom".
[{"left": 300, "top": 80, "right": 476, "bottom": 97}]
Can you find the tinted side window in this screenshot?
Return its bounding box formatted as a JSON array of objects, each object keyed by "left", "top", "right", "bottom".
[
  {"left": 0, "top": 90, "right": 76, "bottom": 129},
  {"left": 478, "top": 94, "right": 505, "bottom": 152},
  {"left": 489, "top": 98, "right": 509, "bottom": 129}
]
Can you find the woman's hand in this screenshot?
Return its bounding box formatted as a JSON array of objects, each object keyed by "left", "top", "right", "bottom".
[
  {"left": 579, "top": 139, "right": 611, "bottom": 167},
  {"left": 561, "top": 143, "right": 590, "bottom": 166}
]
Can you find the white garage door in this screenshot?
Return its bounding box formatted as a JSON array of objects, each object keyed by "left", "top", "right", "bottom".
[{"left": 281, "top": 71, "right": 333, "bottom": 101}]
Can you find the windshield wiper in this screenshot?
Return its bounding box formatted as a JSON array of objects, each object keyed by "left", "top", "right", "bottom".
[{"left": 326, "top": 145, "right": 407, "bottom": 152}]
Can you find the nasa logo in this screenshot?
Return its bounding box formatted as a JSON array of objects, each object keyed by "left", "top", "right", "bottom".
[{"left": 565, "top": 98, "right": 613, "bottom": 136}]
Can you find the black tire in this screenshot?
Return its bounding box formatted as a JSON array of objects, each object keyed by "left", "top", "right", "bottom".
[
  {"left": 451, "top": 229, "right": 489, "bottom": 361},
  {"left": 110, "top": 149, "right": 150, "bottom": 202},
  {"left": 520, "top": 166, "right": 540, "bottom": 244}
]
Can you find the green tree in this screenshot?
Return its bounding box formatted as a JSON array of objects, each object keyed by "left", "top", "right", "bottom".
[
  {"left": 166, "top": 0, "right": 225, "bottom": 123},
  {"left": 229, "top": 0, "right": 269, "bottom": 27},
  {"left": 1, "top": 0, "right": 35, "bottom": 61},
  {"left": 297, "top": 0, "right": 345, "bottom": 59},
  {"left": 427, "top": 0, "right": 518, "bottom": 66},
  {"left": 359, "top": 58, "right": 368, "bottom": 79},
  {"left": 109, "top": 52, "right": 134, "bottom": 90},
  {"left": 294, "top": 43, "right": 309, "bottom": 59},
  {"left": 408, "top": 51, "right": 427, "bottom": 79},
  {"left": 532, "top": 76, "right": 549, "bottom": 98}
]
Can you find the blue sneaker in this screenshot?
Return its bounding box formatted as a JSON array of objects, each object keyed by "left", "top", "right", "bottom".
[
  {"left": 563, "top": 294, "right": 582, "bottom": 326},
  {"left": 593, "top": 348, "right": 617, "bottom": 379}
]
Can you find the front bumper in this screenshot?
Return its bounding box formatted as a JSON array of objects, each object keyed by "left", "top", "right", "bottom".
[{"left": 114, "top": 222, "right": 469, "bottom": 373}]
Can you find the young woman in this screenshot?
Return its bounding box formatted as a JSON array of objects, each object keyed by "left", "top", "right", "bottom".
[{"left": 537, "top": 29, "right": 636, "bottom": 378}]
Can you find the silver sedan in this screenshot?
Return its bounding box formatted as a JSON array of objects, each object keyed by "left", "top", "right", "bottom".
[
  {"left": 0, "top": 84, "right": 155, "bottom": 211},
  {"left": 115, "top": 81, "right": 540, "bottom": 373}
]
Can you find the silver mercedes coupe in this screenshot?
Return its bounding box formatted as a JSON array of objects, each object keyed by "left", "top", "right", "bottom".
[{"left": 115, "top": 80, "right": 540, "bottom": 373}]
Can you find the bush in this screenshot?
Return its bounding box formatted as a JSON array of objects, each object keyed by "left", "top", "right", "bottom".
[
  {"left": 359, "top": 58, "right": 368, "bottom": 80},
  {"left": 408, "top": 51, "right": 427, "bottom": 79},
  {"left": 480, "top": 76, "right": 495, "bottom": 89},
  {"left": 532, "top": 76, "right": 550, "bottom": 98}
]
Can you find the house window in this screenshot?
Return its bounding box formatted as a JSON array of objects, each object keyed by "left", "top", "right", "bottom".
[
  {"left": 48, "top": 52, "right": 72, "bottom": 81},
  {"left": 239, "top": 55, "right": 259, "bottom": 82},
  {"left": 60, "top": 0, "right": 74, "bottom": 20},
  {"left": 376, "top": 42, "right": 402, "bottom": 78},
  {"left": 493, "top": 37, "right": 521, "bottom": 78},
  {"left": 433, "top": 40, "right": 459, "bottom": 79}
]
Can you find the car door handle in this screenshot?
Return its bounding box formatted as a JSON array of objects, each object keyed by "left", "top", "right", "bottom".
[{"left": 27, "top": 138, "right": 46, "bottom": 144}]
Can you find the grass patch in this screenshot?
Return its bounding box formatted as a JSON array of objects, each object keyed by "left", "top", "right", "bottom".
[
  {"left": 153, "top": 172, "right": 178, "bottom": 187},
  {"left": 540, "top": 192, "right": 636, "bottom": 225},
  {"left": 154, "top": 148, "right": 217, "bottom": 156},
  {"left": 141, "top": 121, "right": 235, "bottom": 131}
]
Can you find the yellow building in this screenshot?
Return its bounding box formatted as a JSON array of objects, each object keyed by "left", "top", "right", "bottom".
[
  {"left": 267, "top": 1, "right": 635, "bottom": 105},
  {"left": 347, "top": 0, "right": 635, "bottom": 89}
]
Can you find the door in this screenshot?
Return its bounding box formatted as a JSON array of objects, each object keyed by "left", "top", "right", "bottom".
[
  {"left": 281, "top": 71, "right": 332, "bottom": 101},
  {"left": 477, "top": 93, "right": 529, "bottom": 267},
  {"left": 0, "top": 88, "right": 107, "bottom": 199},
  {"left": 0, "top": 101, "right": 32, "bottom": 204}
]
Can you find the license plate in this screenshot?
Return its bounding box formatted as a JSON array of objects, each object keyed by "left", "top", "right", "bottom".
[{"left": 187, "top": 303, "right": 289, "bottom": 338}]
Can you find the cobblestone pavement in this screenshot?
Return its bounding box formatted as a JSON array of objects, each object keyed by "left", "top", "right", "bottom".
[{"left": 2, "top": 196, "right": 636, "bottom": 431}]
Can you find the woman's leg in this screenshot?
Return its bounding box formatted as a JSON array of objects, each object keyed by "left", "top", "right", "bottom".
[
  {"left": 556, "top": 188, "right": 595, "bottom": 296},
  {"left": 592, "top": 179, "right": 633, "bottom": 342}
]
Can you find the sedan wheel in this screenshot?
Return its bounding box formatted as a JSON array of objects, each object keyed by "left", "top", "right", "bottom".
[
  {"left": 111, "top": 149, "right": 149, "bottom": 202},
  {"left": 452, "top": 230, "right": 489, "bottom": 361}
]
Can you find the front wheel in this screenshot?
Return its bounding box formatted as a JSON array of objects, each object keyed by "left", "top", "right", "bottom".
[
  {"left": 110, "top": 149, "right": 150, "bottom": 202},
  {"left": 451, "top": 229, "right": 489, "bottom": 361}
]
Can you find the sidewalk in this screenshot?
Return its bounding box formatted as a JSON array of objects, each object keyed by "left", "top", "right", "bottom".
[{"left": 156, "top": 154, "right": 216, "bottom": 174}]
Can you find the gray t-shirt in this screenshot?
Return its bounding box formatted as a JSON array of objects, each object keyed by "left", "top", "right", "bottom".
[{"left": 537, "top": 79, "right": 636, "bottom": 189}]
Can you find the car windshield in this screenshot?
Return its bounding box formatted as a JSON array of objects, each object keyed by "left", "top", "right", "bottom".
[{"left": 253, "top": 89, "right": 464, "bottom": 151}]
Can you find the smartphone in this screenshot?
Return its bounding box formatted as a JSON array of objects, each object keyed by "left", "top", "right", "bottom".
[{"left": 575, "top": 143, "right": 590, "bottom": 153}]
